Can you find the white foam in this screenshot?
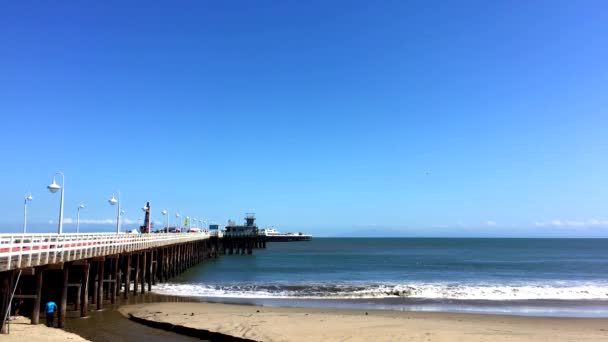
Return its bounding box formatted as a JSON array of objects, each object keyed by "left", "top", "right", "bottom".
[{"left": 152, "top": 282, "right": 608, "bottom": 301}]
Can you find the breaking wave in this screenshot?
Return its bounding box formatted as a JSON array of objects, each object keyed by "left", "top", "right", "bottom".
[{"left": 152, "top": 282, "right": 608, "bottom": 301}]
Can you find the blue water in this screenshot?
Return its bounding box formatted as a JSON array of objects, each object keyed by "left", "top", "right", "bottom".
[{"left": 153, "top": 238, "right": 608, "bottom": 317}]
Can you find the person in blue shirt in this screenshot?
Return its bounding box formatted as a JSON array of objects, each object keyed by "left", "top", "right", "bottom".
[{"left": 45, "top": 300, "right": 57, "bottom": 327}]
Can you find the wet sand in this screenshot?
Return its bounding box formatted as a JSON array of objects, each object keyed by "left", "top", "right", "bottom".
[
  {"left": 3, "top": 294, "right": 201, "bottom": 342},
  {"left": 62, "top": 293, "right": 202, "bottom": 342},
  {"left": 121, "top": 301, "right": 608, "bottom": 342}
]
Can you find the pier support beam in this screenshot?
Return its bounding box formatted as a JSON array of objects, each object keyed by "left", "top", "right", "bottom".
[
  {"left": 58, "top": 264, "right": 70, "bottom": 328},
  {"left": 133, "top": 253, "right": 139, "bottom": 296},
  {"left": 0, "top": 271, "right": 16, "bottom": 333},
  {"left": 31, "top": 267, "right": 44, "bottom": 325},
  {"left": 111, "top": 257, "right": 119, "bottom": 304},
  {"left": 80, "top": 262, "right": 90, "bottom": 317},
  {"left": 147, "top": 251, "right": 153, "bottom": 292},
  {"left": 123, "top": 255, "right": 131, "bottom": 299},
  {"left": 96, "top": 260, "right": 104, "bottom": 310},
  {"left": 140, "top": 252, "right": 146, "bottom": 294}
]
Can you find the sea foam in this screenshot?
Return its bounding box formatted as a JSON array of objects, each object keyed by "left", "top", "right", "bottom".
[{"left": 152, "top": 282, "right": 608, "bottom": 301}]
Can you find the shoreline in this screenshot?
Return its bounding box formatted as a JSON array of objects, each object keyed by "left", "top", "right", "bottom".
[
  {"left": 119, "top": 301, "right": 608, "bottom": 341},
  {"left": 152, "top": 293, "right": 608, "bottom": 318}
]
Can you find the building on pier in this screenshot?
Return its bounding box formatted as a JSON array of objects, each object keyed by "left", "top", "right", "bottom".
[{"left": 224, "top": 213, "right": 258, "bottom": 236}]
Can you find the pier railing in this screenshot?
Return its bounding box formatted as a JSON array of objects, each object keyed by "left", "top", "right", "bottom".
[{"left": 0, "top": 232, "right": 210, "bottom": 272}]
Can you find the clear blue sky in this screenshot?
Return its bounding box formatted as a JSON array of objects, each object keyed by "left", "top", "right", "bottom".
[{"left": 1, "top": 1, "right": 607, "bottom": 237}]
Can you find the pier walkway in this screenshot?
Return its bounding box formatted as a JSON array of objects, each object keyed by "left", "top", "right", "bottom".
[
  {"left": 0, "top": 231, "right": 264, "bottom": 334},
  {"left": 0, "top": 232, "right": 211, "bottom": 272}
]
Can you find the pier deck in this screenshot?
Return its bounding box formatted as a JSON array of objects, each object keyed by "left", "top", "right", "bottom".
[{"left": 0, "top": 232, "right": 210, "bottom": 272}]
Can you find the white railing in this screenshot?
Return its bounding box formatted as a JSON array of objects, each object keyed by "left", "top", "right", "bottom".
[{"left": 0, "top": 232, "right": 210, "bottom": 272}]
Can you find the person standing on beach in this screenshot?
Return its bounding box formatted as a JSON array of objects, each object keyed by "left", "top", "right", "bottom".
[
  {"left": 11, "top": 299, "right": 24, "bottom": 320},
  {"left": 45, "top": 300, "right": 57, "bottom": 327}
]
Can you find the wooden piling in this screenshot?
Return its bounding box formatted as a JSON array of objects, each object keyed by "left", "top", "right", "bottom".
[
  {"left": 111, "top": 256, "right": 119, "bottom": 304},
  {"left": 58, "top": 265, "right": 69, "bottom": 328},
  {"left": 133, "top": 253, "right": 139, "bottom": 296},
  {"left": 96, "top": 260, "right": 104, "bottom": 310},
  {"left": 31, "top": 267, "right": 44, "bottom": 324},
  {"left": 140, "top": 252, "right": 146, "bottom": 294},
  {"left": 147, "top": 251, "right": 152, "bottom": 292},
  {"left": 123, "top": 254, "right": 131, "bottom": 299},
  {"left": 0, "top": 271, "right": 16, "bottom": 333},
  {"left": 80, "top": 262, "right": 90, "bottom": 317}
]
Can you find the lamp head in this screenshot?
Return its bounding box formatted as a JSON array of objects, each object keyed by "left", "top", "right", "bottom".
[
  {"left": 47, "top": 179, "right": 60, "bottom": 193},
  {"left": 26, "top": 194, "right": 33, "bottom": 201},
  {"left": 79, "top": 203, "right": 85, "bottom": 209},
  {"left": 109, "top": 195, "right": 118, "bottom": 205},
  {"left": 161, "top": 210, "right": 167, "bottom": 216}
]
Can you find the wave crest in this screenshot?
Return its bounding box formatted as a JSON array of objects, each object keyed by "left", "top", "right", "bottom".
[{"left": 152, "top": 282, "right": 608, "bottom": 301}]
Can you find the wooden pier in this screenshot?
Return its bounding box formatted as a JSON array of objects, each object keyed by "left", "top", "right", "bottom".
[{"left": 0, "top": 230, "right": 264, "bottom": 333}]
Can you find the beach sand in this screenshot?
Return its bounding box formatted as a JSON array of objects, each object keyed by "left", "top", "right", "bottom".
[
  {"left": 120, "top": 302, "right": 608, "bottom": 342},
  {"left": 1, "top": 316, "right": 90, "bottom": 341}
]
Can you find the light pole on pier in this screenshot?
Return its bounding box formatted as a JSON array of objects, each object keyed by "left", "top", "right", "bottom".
[
  {"left": 77, "top": 203, "right": 85, "bottom": 234},
  {"left": 47, "top": 172, "right": 65, "bottom": 235},
  {"left": 109, "top": 191, "right": 121, "bottom": 233},
  {"left": 120, "top": 209, "right": 125, "bottom": 231},
  {"left": 23, "top": 192, "right": 33, "bottom": 234},
  {"left": 161, "top": 210, "right": 169, "bottom": 230},
  {"left": 176, "top": 212, "right": 181, "bottom": 229}
]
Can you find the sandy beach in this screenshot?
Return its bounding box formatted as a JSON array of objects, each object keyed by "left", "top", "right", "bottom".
[
  {"left": 120, "top": 302, "right": 608, "bottom": 342},
  {"left": 1, "top": 316, "right": 90, "bottom": 341}
]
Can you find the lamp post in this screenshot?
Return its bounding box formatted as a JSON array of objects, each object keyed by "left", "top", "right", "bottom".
[
  {"left": 175, "top": 212, "right": 181, "bottom": 229},
  {"left": 109, "top": 191, "right": 121, "bottom": 233},
  {"left": 23, "top": 193, "right": 33, "bottom": 234},
  {"left": 120, "top": 209, "right": 125, "bottom": 232},
  {"left": 161, "top": 210, "right": 169, "bottom": 230},
  {"left": 77, "top": 203, "right": 85, "bottom": 234},
  {"left": 193, "top": 218, "right": 198, "bottom": 229},
  {"left": 47, "top": 172, "right": 65, "bottom": 235}
]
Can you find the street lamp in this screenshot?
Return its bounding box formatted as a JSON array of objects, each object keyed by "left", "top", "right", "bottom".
[
  {"left": 193, "top": 218, "right": 198, "bottom": 228},
  {"left": 161, "top": 210, "right": 169, "bottom": 230},
  {"left": 47, "top": 172, "right": 65, "bottom": 235},
  {"left": 109, "top": 191, "right": 121, "bottom": 233},
  {"left": 175, "top": 212, "right": 181, "bottom": 229},
  {"left": 23, "top": 192, "right": 33, "bottom": 234},
  {"left": 77, "top": 203, "right": 85, "bottom": 234}
]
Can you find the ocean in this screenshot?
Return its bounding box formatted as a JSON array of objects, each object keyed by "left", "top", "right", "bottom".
[{"left": 152, "top": 238, "right": 608, "bottom": 317}]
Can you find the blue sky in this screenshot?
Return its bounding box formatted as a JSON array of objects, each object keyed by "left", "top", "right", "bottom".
[{"left": 1, "top": 1, "right": 607, "bottom": 237}]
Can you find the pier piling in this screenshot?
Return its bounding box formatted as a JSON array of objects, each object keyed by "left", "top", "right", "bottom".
[{"left": 80, "top": 262, "right": 89, "bottom": 317}]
